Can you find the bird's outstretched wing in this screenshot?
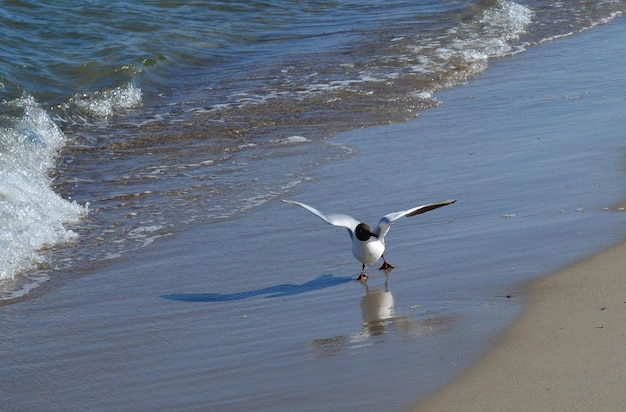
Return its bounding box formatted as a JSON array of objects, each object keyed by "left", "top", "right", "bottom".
[
  {"left": 282, "top": 200, "right": 360, "bottom": 238},
  {"left": 376, "top": 199, "right": 456, "bottom": 239}
]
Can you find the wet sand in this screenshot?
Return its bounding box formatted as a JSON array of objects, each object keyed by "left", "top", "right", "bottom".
[{"left": 414, "top": 237, "right": 626, "bottom": 411}]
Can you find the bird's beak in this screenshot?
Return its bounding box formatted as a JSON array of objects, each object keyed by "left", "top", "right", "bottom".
[{"left": 369, "top": 232, "right": 378, "bottom": 239}]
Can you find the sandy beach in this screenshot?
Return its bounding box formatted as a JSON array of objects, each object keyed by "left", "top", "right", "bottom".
[{"left": 414, "top": 235, "right": 626, "bottom": 411}]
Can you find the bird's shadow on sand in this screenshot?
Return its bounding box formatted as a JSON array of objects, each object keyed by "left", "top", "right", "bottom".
[{"left": 161, "top": 274, "right": 354, "bottom": 302}]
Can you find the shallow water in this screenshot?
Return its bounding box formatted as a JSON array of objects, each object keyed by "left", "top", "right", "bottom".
[
  {"left": 2, "top": 18, "right": 625, "bottom": 411},
  {"left": 2, "top": 0, "right": 626, "bottom": 299}
]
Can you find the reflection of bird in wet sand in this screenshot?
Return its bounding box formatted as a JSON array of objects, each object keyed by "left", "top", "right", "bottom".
[
  {"left": 283, "top": 199, "right": 456, "bottom": 279},
  {"left": 361, "top": 287, "right": 396, "bottom": 324},
  {"left": 308, "top": 276, "right": 454, "bottom": 358},
  {"left": 359, "top": 272, "right": 404, "bottom": 335}
]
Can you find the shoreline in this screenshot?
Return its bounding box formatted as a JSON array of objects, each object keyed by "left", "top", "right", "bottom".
[
  {"left": 2, "top": 13, "right": 626, "bottom": 412},
  {"left": 409, "top": 19, "right": 626, "bottom": 410},
  {"left": 413, "top": 232, "right": 626, "bottom": 411}
]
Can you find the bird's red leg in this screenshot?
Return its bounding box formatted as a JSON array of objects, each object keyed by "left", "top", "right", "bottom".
[
  {"left": 357, "top": 263, "right": 368, "bottom": 280},
  {"left": 379, "top": 255, "right": 394, "bottom": 270}
]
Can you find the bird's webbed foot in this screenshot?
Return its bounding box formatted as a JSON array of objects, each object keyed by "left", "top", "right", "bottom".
[{"left": 379, "top": 261, "right": 394, "bottom": 271}]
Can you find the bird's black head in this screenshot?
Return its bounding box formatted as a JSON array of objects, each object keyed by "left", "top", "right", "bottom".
[{"left": 355, "top": 223, "right": 378, "bottom": 241}]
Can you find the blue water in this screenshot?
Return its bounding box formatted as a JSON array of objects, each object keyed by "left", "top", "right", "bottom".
[
  {"left": 0, "top": 0, "right": 624, "bottom": 300},
  {"left": 1, "top": 0, "right": 623, "bottom": 295}
]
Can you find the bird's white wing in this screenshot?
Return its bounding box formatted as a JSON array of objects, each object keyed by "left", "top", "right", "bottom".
[
  {"left": 376, "top": 199, "right": 456, "bottom": 239},
  {"left": 282, "top": 200, "right": 360, "bottom": 237}
]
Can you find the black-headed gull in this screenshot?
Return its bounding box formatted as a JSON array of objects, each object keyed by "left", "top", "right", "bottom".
[{"left": 282, "top": 199, "right": 456, "bottom": 279}]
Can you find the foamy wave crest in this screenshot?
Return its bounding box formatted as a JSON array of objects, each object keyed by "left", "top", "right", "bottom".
[
  {"left": 70, "top": 83, "right": 142, "bottom": 119},
  {"left": 0, "top": 95, "right": 86, "bottom": 281},
  {"left": 433, "top": 0, "right": 532, "bottom": 72},
  {"left": 203, "top": 0, "right": 533, "bottom": 119}
]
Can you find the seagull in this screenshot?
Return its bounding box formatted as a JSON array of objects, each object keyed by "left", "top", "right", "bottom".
[{"left": 282, "top": 199, "right": 456, "bottom": 280}]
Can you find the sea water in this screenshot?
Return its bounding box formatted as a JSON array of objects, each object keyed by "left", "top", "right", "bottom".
[{"left": 2, "top": 0, "right": 625, "bottom": 300}]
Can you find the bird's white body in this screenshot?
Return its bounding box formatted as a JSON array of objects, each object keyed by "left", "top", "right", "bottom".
[
  {"left": 283, "top": 198, "right": 456, "bottom": 278},
  {"left": 353, "top": 235, "right": 385, "bottom": 266}
]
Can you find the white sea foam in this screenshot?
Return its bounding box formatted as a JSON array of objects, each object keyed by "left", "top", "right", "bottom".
[
  {"left": 434, "top": 0, "right": 533, "bottom": 66},
  {"left": 128, "top": 224, "right": 168, "bottom": 247},
  {"left": 538, "top": 10, "right": 624, "bottom": 44},
  {"left": 284, "top": 135, "right": 309, "bottom": 143},
  {"left": 269, "top": 135, "right": 311, "bottom": 145},
  {"left": 71, "top": 83, "right": 142, "bottom": 119},
  {"left": 205, "top": 1, "right": 533, "bottom": 118},
  {"left": 0, "top": 95, "right": 86, "bottom": 281}
]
